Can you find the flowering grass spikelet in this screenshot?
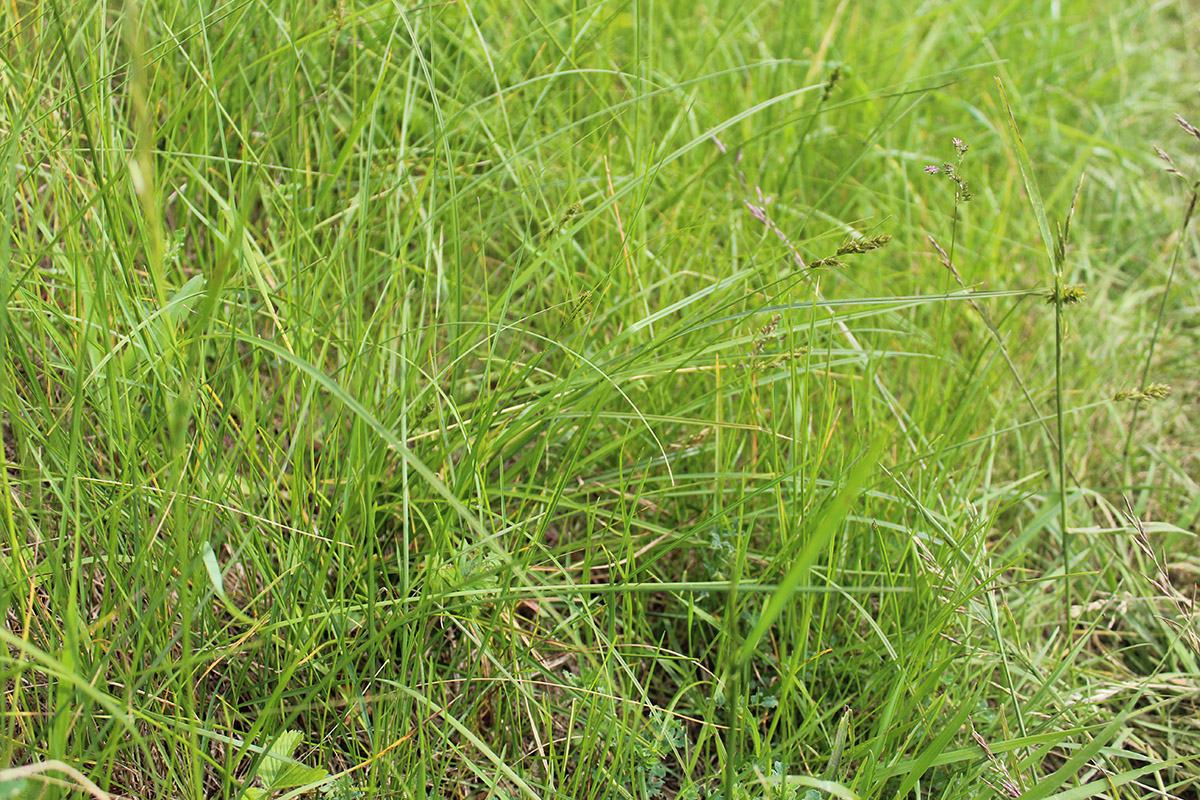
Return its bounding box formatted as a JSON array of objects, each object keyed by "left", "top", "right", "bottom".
[
  {"left": 1045, "top": 283, "right": 1087, "bottom": 305},
  {"left": 1115, "top": 383, "right": 1171, "bottom": 406},
  {"left": 836, "top": 233, "right": 892, "bottom": 255}
]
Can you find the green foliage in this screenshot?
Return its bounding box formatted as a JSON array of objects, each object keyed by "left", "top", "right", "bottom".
[
  {"left": 241, "top": 732, "right": 331, "bottom": 800},
  {"left": 0, "top": 780, "right": 30, "bottom": 800},
  {"left": 1, "top": 0, "right": 1198, "bottom": 798}
]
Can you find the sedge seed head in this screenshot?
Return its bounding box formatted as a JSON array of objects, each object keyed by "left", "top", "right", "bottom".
[
  {"left": 836, "top": 233, "right": 892, "bottom": 256},
  {"left": 1046, "top": 284, "right": 1087, "bottom": 305},
  {"left": 1114, "top": 383, "right": 1171, "bottom": 406}
]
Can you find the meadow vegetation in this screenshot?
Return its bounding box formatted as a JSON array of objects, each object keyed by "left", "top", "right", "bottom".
[{"left": 1, "top": 0, "right": 1199, "bottom": 797}]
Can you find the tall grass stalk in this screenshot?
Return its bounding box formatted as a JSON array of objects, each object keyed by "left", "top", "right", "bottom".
[
  {"left": 996, "top": 78, "right": 1073, "bottom": 636},
  {"left": 1122, "top": 165, "right": 1197, "bottom": 473}
]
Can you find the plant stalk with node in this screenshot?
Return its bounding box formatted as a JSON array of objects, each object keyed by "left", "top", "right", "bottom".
[{"left": 1122, "top": 115, "right": 1200, "bottom": 477}]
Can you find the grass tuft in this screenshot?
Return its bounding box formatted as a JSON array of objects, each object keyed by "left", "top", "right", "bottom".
[{"left": 1, "top": 1, "right": 1199, "bottom": 798}]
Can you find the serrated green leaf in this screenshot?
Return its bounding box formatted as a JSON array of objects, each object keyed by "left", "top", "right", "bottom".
[
  {"left": 271, "top": 764, "right": 329, "bottom": 791},
  {"left": 270, "top": 730, "right": 304, "bottom": 760},
  {"left": 259, "top": 730, "right": 304, "bottom": 786}
]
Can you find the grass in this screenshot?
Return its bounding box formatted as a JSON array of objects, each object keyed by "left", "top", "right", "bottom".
[{"left": 1, "top": 0, "right": 1198, "bottom": 798}]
